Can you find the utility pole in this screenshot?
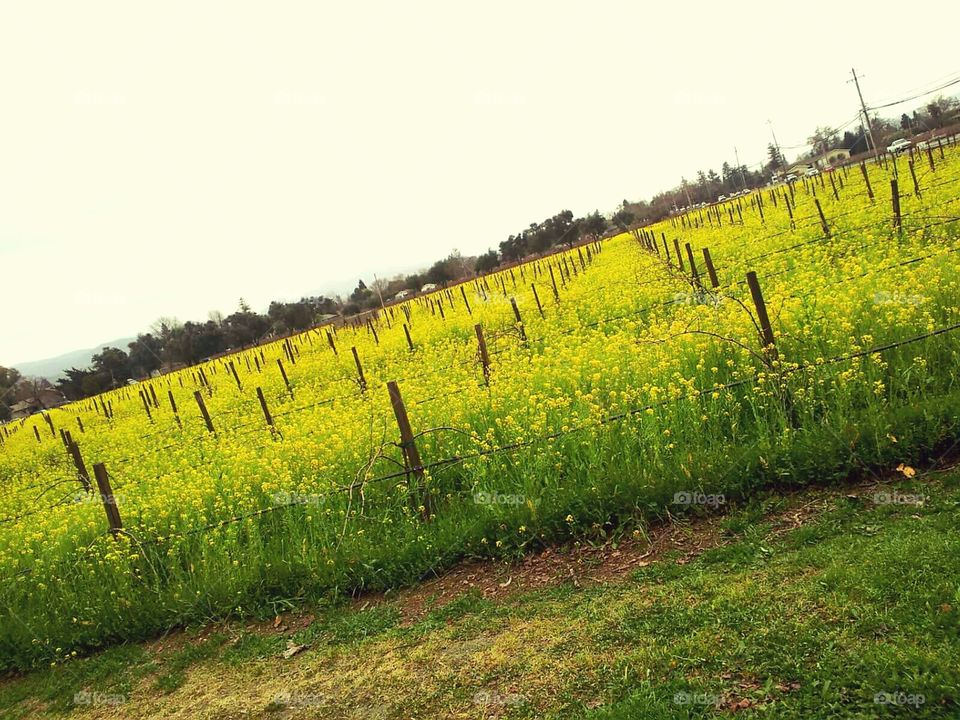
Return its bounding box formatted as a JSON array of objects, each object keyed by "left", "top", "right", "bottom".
[
  {"left": 372, "top": 273, "right": 388, "bottom": 316},
  {"left": 681, "top": 177, "right": 693, "bottom": 207},
  {"left": 767, "top": 119, "right": 784, "bottom": 174},
  {"left": 734, "top": 146, "right": 748, "bottom": 189},
  {"left": 849, "top": 68, "right": 879, "bottom": 158}
]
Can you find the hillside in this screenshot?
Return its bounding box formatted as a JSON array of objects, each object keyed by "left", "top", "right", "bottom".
[{"left": 12, "top": 338, "right": 135, "bottom": 381}]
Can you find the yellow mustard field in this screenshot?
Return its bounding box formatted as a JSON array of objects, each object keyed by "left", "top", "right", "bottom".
[{"left": 1, "top": 143, "right": 960, "bottom": 669}]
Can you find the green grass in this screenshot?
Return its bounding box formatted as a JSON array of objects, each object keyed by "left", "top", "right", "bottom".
[{"left": 2, "top": 468, "right": 959, "bottom": 718}]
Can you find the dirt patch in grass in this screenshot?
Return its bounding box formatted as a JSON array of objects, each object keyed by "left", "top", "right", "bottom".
[{"left": 376, "top": 482, "right": 859, "bottom": 625}]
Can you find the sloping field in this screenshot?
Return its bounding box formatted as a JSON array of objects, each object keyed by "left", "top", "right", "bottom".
[{"left": 2, "top": 143, "right": 960, "bottom": 672}]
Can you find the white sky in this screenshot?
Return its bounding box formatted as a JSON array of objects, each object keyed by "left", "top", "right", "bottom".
[{"left": 2, "top": 1, "right": 958, "bottom": 365}]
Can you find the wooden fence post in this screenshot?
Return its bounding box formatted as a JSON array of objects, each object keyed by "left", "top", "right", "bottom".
[
  {"left": 784, "top": 192, "right": 795, "bottom": 228},
  {"left": 548, "top": 266, "right": 560, "bottom": 303},
  {"left": 403, "top": 323, "right": 415, "bottom": 352},
  {"left": 702, "top": 248, "right": 720, "bottom": 288},
  {"left": 277, "top": 359, "right": 293, "bottom": 398},
  {"left": 531, "top": 283, "right": 545, "bottom": 318},
  {"left": 673, "top": 238, "right": 684, "bottom": 272},
  {"left": 77, "top": 416, "right": 84, "bottom": 433},
  {"left": 460, "top": 286, "right": 472, "bottom": 315},
  {"left": 908, "top": 159, "right": 921, "bottom": 198},
  {"left": 891, "top": 179, "right": 902, "bottom": 234},
  {"left": 814, "top": 199, "right": 830, "bottom": 237},
  {"left": 351, "top": 347, "right": 367, "bottom": 392},
  {"left": 510, "top": 298, "right": 527, "bottom": 341},
  {"left": 326, "top": 331, "right": 338, "bottom": 356},
  {"left": 860, "top": 162, "right": 874, "bottom": 202},
  {"left": 67, "top": 439, "right": 91, "bottom": 492},
  {"left": 229, "top": 361, "right": 242, "bottom": 392},
  {"left": 746, "top": 272, "right": 778, "bottom": 363},
  {"left": 194, "top": 390, "right": 215, "bottom": 434},
  {"left": 386, "top": 381, "right": 429, "bottom": 520},
  {"left": 256, "top": 387, "right": 274, "bottom": 428},
  {"left": 140, "top": 390, "right": 153, "bottom": 421},
  {"left": 475, "top": 324, "right": 491, "bottom": 384},
  {"left": 168, "top": 390, "right": 181, "bottom": 428},
  {"left": 93, "top": 463, "right": 122, "bottom": 537},
  {"left": 684, "top": 243, "right": 701, "bottom": 289}
]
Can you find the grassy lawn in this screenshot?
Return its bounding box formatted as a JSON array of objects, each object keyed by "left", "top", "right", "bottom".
[{"left": 2, "top": 464, "right": 958, "bottom": 719}]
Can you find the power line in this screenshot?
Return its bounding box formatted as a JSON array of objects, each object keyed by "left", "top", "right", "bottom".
[
  {"left": 868, "top": 70, "right": 960, "bottom": 109},
  {"left": 869, "top": 75, "right": 960, "bottom": 111}
]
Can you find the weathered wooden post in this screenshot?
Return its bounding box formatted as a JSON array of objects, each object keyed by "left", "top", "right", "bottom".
[
  {"left": 277, "top": 359, "right": 293, "bottom": 398},
  {"left": 531, "top": 283, "right": 544, "bottom": 318},
  {"left": 475, "top": 324, "right": 491, "bottom": 384},
  {"left": 386, "top": 381, "right": 429, "bottom": 520},
  {"left": 746, "top": 272, "right": 778, "bottom": 363},
  {"left": 509, "top": 298, "right": 527, "bottom": 341},
  {"left": 256, "top": 387, "right": 274, "bottom": 428},
  {"left": 351, "top": 347, "right": 367, "bottom": 392},
  {"left": 702, "top": 248, "right": 720, "bottom": 288},
  {"left": 194, "top": 390, "right": 215, "bottom": 434},
  {"left": 93, "top": 463, "right": 122, "bottom": 537},
  {"left": 814, "top": 199, "right": 830, "bottom": 238},
  {"left": 67, "top": 438, "right": 91, "bottom": 492},
  {"left": 891, "top": 179, "right": 902, "bottom": 234}
]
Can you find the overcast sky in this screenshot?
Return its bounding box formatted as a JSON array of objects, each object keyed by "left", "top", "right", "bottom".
[{"left": 2, "top": 1, "right": 958, "bottom": 366}]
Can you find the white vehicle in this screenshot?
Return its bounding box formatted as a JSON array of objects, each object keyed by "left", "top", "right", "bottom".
[
  {"left": 804, "top": 167, "right": 820, "bottom": 177},
  {"left": 717, "top": 194, "right": 727, "bottom": 202},
  {"left": 887, "top": 138, "right": 912, "bottom": 155},
  {"left": 420, "top": 283, "right": 438, "bottom": 293},
  {"left": 393, "top": 289, "right": 411, "bottom": 301},
  {"left": 784, "top": 173, "right": 799, "bottom": 183}
]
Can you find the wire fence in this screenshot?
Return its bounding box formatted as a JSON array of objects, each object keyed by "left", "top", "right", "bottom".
[
  {"left": 7, "top": 205, "right": 960, "bottom": 512},
  {"left": 29, "top": 314, "right": 956, "bottom": 562}
]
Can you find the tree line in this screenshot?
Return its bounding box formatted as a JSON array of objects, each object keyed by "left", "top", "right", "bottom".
[{"left": 2, "top": 208, "right": 610, "bottom": 406}]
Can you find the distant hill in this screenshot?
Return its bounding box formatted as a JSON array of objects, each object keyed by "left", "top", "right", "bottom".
[{"left": 14, "top": 338, "right": 136, "bottom": 381}]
